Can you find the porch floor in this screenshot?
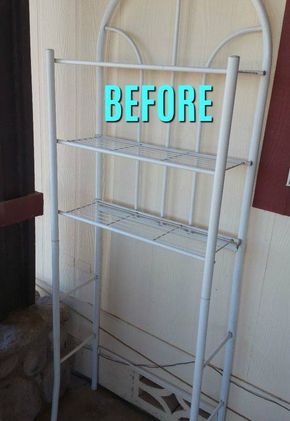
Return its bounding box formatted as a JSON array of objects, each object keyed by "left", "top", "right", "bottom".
[{"left": 37, "top": 374, "right": 156, "bottom": 421}]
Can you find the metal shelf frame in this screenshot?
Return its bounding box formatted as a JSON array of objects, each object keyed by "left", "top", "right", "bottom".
[
  {"left": 46, "top": 1, "right": 272, "bottom": 420},
  {"left": 60, "top": 199, "right": 240, "bottom": 260},
  {"left": 58, "top": 135, "right": 250, "bottom": 174}
]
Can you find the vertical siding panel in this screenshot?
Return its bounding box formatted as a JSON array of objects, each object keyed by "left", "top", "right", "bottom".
[
  {"left": 35, "top": 0, "right": 77, "bottom": 287},
  {"left": 29, "top": 0, "right": 44, "bottom": 280}
]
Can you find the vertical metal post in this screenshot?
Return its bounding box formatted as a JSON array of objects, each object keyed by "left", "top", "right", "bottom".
[
  {"left": 91, "top": 46, "right": 104, "bottom": 392},
  {"left": 134, "top": 69, "right": 143, "bottom": 210},
  {"left": 217, "top": 81, "right": 270, "bottom": 421},
  {"left": 160, "top": 0, "right": 181, "bottom": 217},
  {"left": 105, "top": 25, "right": 144, "bottom": 210},
  {"left": 46, "top": 49, "right": 61, "bottom": 421},
  {"left": 190, "top": 56, "right": 240, "bottom": 421},
  {"left": 91, "top": 0, "right": 120, "bottom": 391},
  {"left": 218, "top": 4, "right": 272, "bottom": 418},
  {"left": 134, "top": 49, "right": 143, "bottom": 210}
]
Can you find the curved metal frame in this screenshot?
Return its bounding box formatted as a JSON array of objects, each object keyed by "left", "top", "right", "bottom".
[
  {"left": 48, "top": 1, "right": 272, "bottom": 420},
  {"left": 105, "top": 25, "right": 144, "bottom": 209}
]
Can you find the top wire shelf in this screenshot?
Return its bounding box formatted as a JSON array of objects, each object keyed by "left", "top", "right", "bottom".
[{"left": 58, "top": 135, "right": 250, "bottom": 174}]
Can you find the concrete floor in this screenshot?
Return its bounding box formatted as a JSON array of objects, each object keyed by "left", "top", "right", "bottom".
[{"left": 37, "top": 374, "right": 156, "bottom": 421}]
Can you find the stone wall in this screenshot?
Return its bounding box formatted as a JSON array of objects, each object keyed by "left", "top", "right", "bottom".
[{"left": 0, "top": 294, "right": 72, "bottom": 421}]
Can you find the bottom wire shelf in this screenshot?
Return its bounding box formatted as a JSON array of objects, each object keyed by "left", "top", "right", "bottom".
[{"left": 60, "top": 200, "right": 240, "bottom": 260}]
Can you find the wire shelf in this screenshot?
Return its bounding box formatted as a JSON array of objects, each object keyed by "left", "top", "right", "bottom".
[
  {"left": 60, "top": 200, "right": 240, "bottom": 260},
  {"left": 58, "top": 135, "right": 250, "bottom": 174}
]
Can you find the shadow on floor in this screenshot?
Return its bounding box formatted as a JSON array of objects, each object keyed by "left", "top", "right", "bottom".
[{"left": 37, "top": 374, "right": 156, "bottom": 421}]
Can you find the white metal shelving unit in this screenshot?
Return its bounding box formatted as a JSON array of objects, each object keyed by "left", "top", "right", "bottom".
[{"left": 46, "top": 1, "right": 272, "bottom": 420}]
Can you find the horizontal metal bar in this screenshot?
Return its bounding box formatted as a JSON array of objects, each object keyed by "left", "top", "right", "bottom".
[
  {"left": 54, "top": 58, "right": 265, "bottom": 75},
  {"left": 203, "top": 332, "right": 232, "bottom": 368},
  {"left": 207, "top": 401, "right": 224, "bottom": 421},
  {"left": 60, "top": 277, "right": 96, "bottom": 299},
  {"left": 60, "top": 335, "right": 94, "bottom": 363}
]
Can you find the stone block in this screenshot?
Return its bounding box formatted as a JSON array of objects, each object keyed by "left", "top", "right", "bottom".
[
  {"left": 0, "top": 376, "right": 42, "bottom": 421},
  {"left": 0, "top": 296, "right": 71, "bottom": 419},
  {"left": 23, "top": 338, "right": 47, "bottom": 377},
  {"left": 0, "top": 308, "right": 48, "bottom": 360},
  {"left": 0, "top": 355, "right": 18, "bottom": 380}
]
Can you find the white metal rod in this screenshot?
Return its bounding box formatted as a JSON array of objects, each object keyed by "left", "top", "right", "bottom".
[
  {"left": 190, "top": 55, "right": 240, "bottom": 421},
  {"left": 61, "top": 277, "right": 96, "bottom": 299},
  {"left": 134, "top": 88, "right": 143, "bottom": 210},
  {"left": 208, "top": 27, "right": 262, "bottom": 69},
  {"left": 203, "top": 332, "right": 232, "bottom": 367},
  {"left": 55, "top": 59, "right": 227, "bottom": 73},
  {"left": 160, "top": 0, "right": 181, "bottom": 218},
  {"left": 46, "top": 48, "right": 60, "bottom": 421},
  {"left": 218, "top": 2, "right": 272, "bottom": 419},
  {"left": 189, "top": 26, "right": 262, "bottom": 225},
  {"left": 92, "top": 0, "right": 120, "bottom": 392},
  {"left": 197, "top": 26, "right": 262, "bottom": 152},
  {"left": 105, "top": 25, "right": 144, "bottom": 210},
  {"left": 55, "top": 58, "right": 264, "bottom": 76},
  {"left": 92, "top": 1, "right": 124, "bottom": 391},
  {"left": 61, "top": 335, "right": 94, "bottom": 363},
  {"left": 207, "top": 401, "right": 224, "bottom": 421},
  {"left": 92, "top": 226, "right": 101, "bottom": 391},
  {"left": 105, "top": 26, "right": 143, "bottom": 64}
]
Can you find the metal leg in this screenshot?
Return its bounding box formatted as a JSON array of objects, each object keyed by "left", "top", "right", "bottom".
[
  {"left": 92, "top": 0, "right": 111, "bottom": 384},
  {"left": 190, "top": 56, "right": 240, "bottom": 421},
  {"left": 160, "top": 0, "right": 181, "bottom": 218},
  {"left": 217, "top": 244, "right": 245, "bottom": 421},
  {"left": 218, "top": 14, "right": 272, "bottom": 414},
  {"left": 46, "top": 48, "right": 61, "bottom": 421},
  {"left": 91, "top": 228, "right": 102, "bottom": 390}
]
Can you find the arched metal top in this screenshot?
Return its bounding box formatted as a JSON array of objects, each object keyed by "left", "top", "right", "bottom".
[
  {"left": 96, "top": 0, "right": 272, "bottom": 75},
  {"left": 95, "top": 0, "right": 273, "bottom": 225}
]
